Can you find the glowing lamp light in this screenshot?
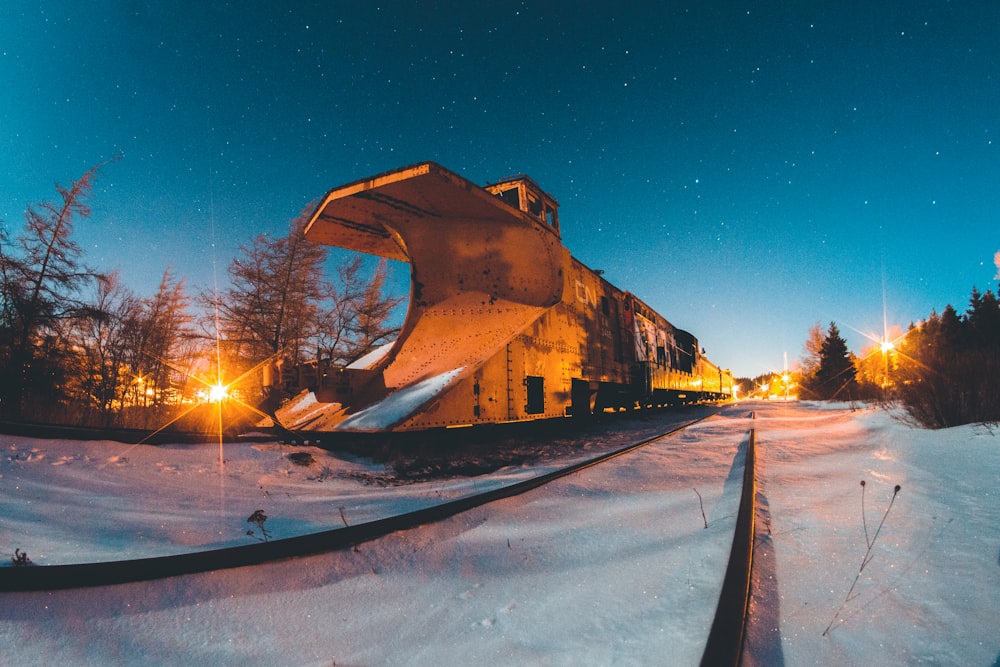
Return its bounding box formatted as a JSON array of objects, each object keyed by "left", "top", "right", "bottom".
[{"left": 208, "top": 383, "right": 229, "bottom": 403}]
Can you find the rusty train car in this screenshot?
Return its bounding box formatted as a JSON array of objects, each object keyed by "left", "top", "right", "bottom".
[{"left": 288, "top": 162, "right": 732, "bottom": 432}]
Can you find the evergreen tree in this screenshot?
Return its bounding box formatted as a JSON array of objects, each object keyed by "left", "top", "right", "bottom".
[
  {"left": 806, "top": 322, "right": 858, "bottom": 400},
  {"left": 895, "top": 287, "right": 1000, "bottom": 427},
  {"left": 966, "top": 288, "right": 1000, "bottom": 347}
]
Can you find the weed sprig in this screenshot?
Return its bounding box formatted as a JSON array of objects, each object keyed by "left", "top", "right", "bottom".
[
  {"left": 823, "top": 480, "right": 901, "bottom": 636},
  {"left": 246, "top": 509, "right": 271, "bottom": 542}
]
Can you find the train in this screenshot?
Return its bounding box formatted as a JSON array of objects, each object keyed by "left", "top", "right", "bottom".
[{"left": 279, "top": 162, "right": 732, "bottom": 432}]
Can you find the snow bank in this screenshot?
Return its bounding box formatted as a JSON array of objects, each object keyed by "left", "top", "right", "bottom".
[
  {"left": 1, "top": 401, "right": 997, "bottom": 665},
  {"left": 744, "top": 403, "right": 1000, "bottom": 666}
]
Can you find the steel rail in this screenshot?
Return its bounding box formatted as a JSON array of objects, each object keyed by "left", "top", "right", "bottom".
[
  {"left": 700, "top": 412, "right": 757, "bottom": 667},
  {"left": 0, "top": 413, "right": 719, "bottom": 592}
]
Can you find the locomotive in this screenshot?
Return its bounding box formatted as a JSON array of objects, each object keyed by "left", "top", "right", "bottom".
[{"left": 282, "top": 162, "right": 731, "bottom": 432}]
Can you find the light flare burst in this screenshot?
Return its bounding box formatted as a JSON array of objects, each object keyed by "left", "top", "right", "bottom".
[
  {"left": 135, "top": 352, "right": 283, "bottom": 445},
  {"left": 208, "top": 382, "right": 229, "bottom": 403}
]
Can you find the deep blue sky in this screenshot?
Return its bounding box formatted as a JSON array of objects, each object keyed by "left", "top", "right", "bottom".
[{"left": 2, "top": 2, "right": 998, "bottom": 377}]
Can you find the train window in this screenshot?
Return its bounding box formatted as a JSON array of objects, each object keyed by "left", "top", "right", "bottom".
[
  {"left": 525, "top": 376, "right": 544, "bottom": 414},
  {"left": 545, "top": 205, "right": 558, "bottom": 231},
  {"left": 494, "top": 187, "right": 519, "bottom": 210},
  {"left": 527, "top": 192, "right": 544, "bottom": 220},
  {"left": 485, "top": 177, "right": 560, "bottom": 233}
]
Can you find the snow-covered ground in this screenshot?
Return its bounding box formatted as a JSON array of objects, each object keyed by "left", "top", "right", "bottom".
[
  {"left": 0, "top": 401, "right": 997, "bottom": 665},
  {"left": 745, "top": 402, "right": 999, "bottom": 666}
]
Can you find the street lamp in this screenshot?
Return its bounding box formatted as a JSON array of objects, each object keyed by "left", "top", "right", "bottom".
[{"left": 880, "top": 339, "right": 895, "bottom": 393}]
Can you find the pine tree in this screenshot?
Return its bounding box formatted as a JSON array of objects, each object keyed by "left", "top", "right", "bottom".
[
  {"left": 896, "top": 287, "right": 1000, "bottom": 426},
  {"left": 807, "top": 322, "right": 858, "bottom": 400},
  {"left": 966, "top": 288, "right": 1000, "bottom": 348}
]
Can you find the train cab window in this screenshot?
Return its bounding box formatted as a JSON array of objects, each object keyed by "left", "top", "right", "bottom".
[
  {"left": 545, "top": 206, "right": 558, "bottom": 230},
  {"left": 485, "top": 176, "right": 560, "bottom": 234},
  {"left": 495, "top": 187, "right": 519, "bottom": 211},
  {"left": 525, "top": 375, "right": 544, "bottom": 414},
  {"left": 527, "top": 192, "right": 544, "bottom": 220}
]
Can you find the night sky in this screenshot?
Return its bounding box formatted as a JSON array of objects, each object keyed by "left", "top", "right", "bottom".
[{"left": 2, "top": 2, "right": 998, "bottom": 377}]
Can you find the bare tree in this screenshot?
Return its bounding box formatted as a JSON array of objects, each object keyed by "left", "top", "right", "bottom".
[
  {"left": 124, "top": 267, "right": 194, "bottom": 411},
  {"left": 206, "top": 209, "right": 406, "bottom": 412},
  {"left": 316, "top": 256, "right": 404, "bottom": 366},
  {"left": 0, "top": 222, "right": 20, "bottom": 385},
  {"left": 202, "top": 211, "right": 328, "bottom": 406},
  {"left": 799, "top": 321, "right": 825, "bottom": 384},
  {"left": 70, "top": 272, "right": 142, "bottom": 426},
  {"left": 0, "top": 158, "right": 118, "bottom": 414},
  {"left": 0, "top": 223, "right": 17, "bottom": 346}
]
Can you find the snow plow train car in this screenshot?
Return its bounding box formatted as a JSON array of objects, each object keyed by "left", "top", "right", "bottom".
[{"left": 288, "top": 162, "right": 732, "bottom": 432}]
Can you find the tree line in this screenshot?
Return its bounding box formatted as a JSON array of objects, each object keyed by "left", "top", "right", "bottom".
[
  {"left": 892, "top": 288, "right": 1000, "bottom": 427},
  {"left": 796, "top": 287, "right": 1000, "bottom": 428},
  {"left": 0, "top": 162, "right": 403, "bottom": 430}
]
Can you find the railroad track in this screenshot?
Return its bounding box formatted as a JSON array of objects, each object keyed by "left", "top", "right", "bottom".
[
  {"left": 0, "top": 410, "right": 757, "bottom": 661},
  {"left": 702, "top": 412, "right": 757, "bottom": 667}
]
